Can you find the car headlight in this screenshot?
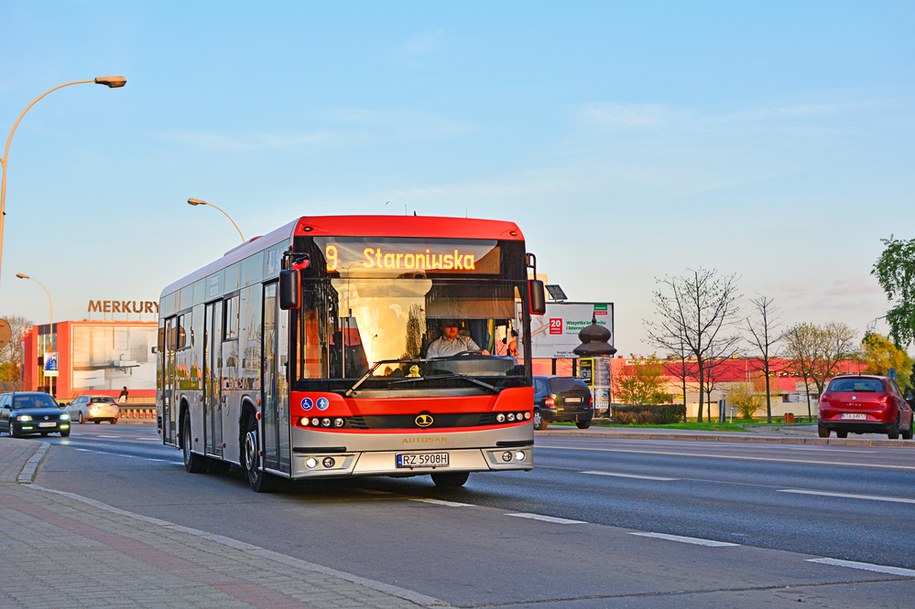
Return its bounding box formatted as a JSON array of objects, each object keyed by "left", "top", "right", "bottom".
[
  {"left": 18, "top": 415, "right": 32, "bottom": 422},
  {"left": 60, "top": 413, "right": 70, "bottom": 421}
]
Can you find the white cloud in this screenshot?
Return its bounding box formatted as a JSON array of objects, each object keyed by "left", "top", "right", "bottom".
[{"left": 392, "top": 30, "right": 446, "bottom": 67}]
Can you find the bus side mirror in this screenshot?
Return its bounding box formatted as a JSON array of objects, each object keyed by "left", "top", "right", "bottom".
[
  {"left": 279, "top": 270, "right": 300, "bottom": 310},
  {"left": 529, "top": 279, "right": 546, "bottom": 315}
]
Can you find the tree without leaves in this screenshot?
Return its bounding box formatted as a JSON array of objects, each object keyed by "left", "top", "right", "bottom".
[
  {"left": 745, "top": 296, "right": 783, "bottom": 423},
  {"left": 782, "top": 322, "right": 858, "bottom": 418},
  {"left": 872, "top": 236, "right": 915, "bottom": 348},
  {"left": 645, "top": 268, "right": 741, "bottom": 422},
  {"left": 698, "top": 337, "right": 743, "bottom": 417}
]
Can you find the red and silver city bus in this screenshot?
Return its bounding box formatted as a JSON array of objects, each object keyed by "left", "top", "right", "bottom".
[{"left": 157, "top": 215, "right": 546, "bottom": 491}]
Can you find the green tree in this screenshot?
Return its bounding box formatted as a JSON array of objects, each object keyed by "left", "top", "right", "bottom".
[
  {"left": 613, "top": 356, "right": 674, "bottom": 405},
  {"left": 0, "top": 315, "right": 32, "bottom": 392},
  {"left": 861, "top": 332, "right": 913, "bottom": 394},
  {"left": 727, "top": 382, "right": 764, "bottom": 420},
  {"left": 872, "top": 236, "right": 915, "bottom": 348}
]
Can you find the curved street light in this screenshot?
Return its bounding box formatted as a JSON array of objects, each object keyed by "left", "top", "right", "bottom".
[
  {"left": 16, "top": 272, "right": 55, "bottom": 397},
  {"left": 0, "top": 76, "right": 127, "bottom": 281},
  {"left": 187, "top": 197, "right": 246, "bottom": 243}
]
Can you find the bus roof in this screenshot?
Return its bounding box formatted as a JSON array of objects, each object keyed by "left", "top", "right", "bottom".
[{"left": 160, "top": 214, "right": 525, "bottom": 298}]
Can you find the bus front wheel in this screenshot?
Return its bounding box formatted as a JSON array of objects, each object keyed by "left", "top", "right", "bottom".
[{"left": 431, "top": 471, "right": 469, "bottom": 488}]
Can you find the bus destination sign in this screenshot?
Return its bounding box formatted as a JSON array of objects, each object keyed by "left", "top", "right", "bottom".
[{"left": 317, "top": 238, "right": 501, "bottom": 276}]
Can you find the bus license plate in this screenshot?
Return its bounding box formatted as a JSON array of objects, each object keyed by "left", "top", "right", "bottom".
[
  {"left": 396, "top": 452, "right": 449, "bottom": 468},
  {"left": 841, "top": 413, "right": 866, "bottom": 420},
  {"left": 39, "top": 422, "right": 56, "bottom": 428}
]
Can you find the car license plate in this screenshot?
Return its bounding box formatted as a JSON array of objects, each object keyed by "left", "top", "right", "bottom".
[
  {"left": 38, "top": 422, "right": 56, "bottom": 428},
  {"left": 396, "top": 452, "right": 449, "bottom": 468},
  {"left": 565, "top": 397, "right": 582, "bottom": 403},
  {"left": 840, "top": 413, "right": 866, "bottom": 420}
]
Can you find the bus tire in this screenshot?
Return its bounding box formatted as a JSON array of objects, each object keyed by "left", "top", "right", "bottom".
[
  {"left": 182, "top": 411, "right": 207, "bottom": 473},
  {"left": 431, "top": 471, "right": 469, "bottom": 488},
  {"left": 243, "top": 411, "right": 275, "bottom": 492}
]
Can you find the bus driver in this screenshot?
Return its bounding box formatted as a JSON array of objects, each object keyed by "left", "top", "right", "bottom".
[{"left": 426, "top": 319, "right": 490, "bottom": 358}]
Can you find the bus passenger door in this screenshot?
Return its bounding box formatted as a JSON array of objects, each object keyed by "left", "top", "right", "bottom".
[
  {"left": 262, "top": 283, "right": 281, "bottom": 471},
  {"left": 162, "top": 317, "right": 177, "bottom": 444},
  {"left": 204, "top": 302, "right": 223, "bottom": 457}
]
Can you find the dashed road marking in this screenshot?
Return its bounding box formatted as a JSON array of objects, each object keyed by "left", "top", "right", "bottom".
[
  {"left": 779, "top": 489, "right": 915, "bottom": 505},
  {"left": 807, "top": 557, "right": 915, "bottom": 577},
  {"left": 505, "top": 513, "right": 586, "bottom": 524},
  {"left": 582, "top": 470, "right": 679, "bottom": 481},
  {"left": 412, "top": 498, "right": 474, "bottom": 507},
  {"left": 629, "top": 532, "right": 739, "bottom": 547}
]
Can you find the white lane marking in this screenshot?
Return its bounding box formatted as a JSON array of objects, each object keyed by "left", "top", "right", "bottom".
[
  {"left": 542, "top": 445, "right": 915, "bottom": 472},
  {"left": 98, "top": 435, "right": 121, "bottom": 438},
  {"left": 779, "top": 489, "right": 915, "bottom": 505},
  {"left": 506, "top": 513, "right": 586, "bottom": 524},
  {"left": 630, "top": 532, "right": 739, "bottom": 547},
  {"left": 582, "top": 470, "right": 679, "bottom": 481},
  {"left": 780, "top": 447, "right": 873, "bottom": 454},
  {"left": 807, "top": 558, "right": 915, "bottom": 577},
  {"left": 412, "top": 498, "right": 474, "bottom": 508}
]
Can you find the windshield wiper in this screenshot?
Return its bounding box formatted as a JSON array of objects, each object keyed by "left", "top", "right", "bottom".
[{"left": 390, "top": 372, "right": 499, "bottom": 394}]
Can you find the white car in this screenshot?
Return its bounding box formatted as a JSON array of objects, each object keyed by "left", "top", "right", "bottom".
[{"left": 67, "top": 395, "right": 120, "bottom": 424}]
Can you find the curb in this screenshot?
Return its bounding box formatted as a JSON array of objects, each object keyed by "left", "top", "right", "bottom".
[{"left": 17, "top": 441, "right": 50, "bottom": 484}]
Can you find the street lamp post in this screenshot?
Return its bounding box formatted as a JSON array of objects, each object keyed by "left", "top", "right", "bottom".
[
  {"left": 187, "top": 197, "right": 246, "bottom": 242},
  {"left": 16, "top": 272, "right": 54, "bottom": 397},
  {"left": 0, "top": 76, "right": 127, "bottom": 281}
]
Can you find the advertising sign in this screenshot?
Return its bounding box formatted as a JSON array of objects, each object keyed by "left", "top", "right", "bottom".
[
  {"left": 517, "top": 302, "right": 614, "bottom": 359},
  {"left": 579, "top": 358, "right": 594, "bottom": 387},
  {"left": 44, "top": 352, "right": 59, "bottom": 377}
]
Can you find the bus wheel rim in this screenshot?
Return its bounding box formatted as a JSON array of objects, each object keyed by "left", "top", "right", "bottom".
[{"left": 245, "top": 430, "right": 258, "bottom": 470}]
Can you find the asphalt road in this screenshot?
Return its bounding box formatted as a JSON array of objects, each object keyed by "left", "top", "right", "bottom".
[{"left": 32, "top": 424, "right": 915, "bottom": 608}]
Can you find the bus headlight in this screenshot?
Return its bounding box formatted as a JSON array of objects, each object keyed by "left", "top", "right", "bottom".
[{"left": 305, "top": 457, "right": 318, "bottom": 469}]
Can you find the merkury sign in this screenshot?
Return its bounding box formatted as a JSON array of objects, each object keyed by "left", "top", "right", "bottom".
[{"left": 88, "top": 300, "right": 159, "bottom": 315}]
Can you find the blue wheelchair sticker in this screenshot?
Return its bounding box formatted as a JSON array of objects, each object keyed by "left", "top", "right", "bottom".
[{"left": 301, "top": 397, "right": 314, "bottom": 411}]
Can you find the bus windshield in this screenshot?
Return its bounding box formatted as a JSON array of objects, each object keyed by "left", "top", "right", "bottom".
[{"left": 297, "top": 277, "right": 522, "bottom": 383}]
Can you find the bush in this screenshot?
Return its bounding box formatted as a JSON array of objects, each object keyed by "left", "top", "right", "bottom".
[{"left": 611, "top": 404, "right": 686, "bottom": 425}]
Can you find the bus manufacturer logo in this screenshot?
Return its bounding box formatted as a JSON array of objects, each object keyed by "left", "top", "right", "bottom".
[
  {"left": 301, "top": 398, "right": 314, "bottom": 411},
  {"left": 415, "top": 414, "right": 434, "bottom": 428},
  {"left": 317, "top": 398, "right": 330, "bottom": 411}
]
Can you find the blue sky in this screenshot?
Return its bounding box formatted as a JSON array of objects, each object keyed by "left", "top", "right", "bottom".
[{"left": 2, "top": 0, "right": 913, "bottom": 355}]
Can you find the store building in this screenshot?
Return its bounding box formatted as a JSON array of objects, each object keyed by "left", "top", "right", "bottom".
[{"left": 21, "top": 320, "right": 157, "bottom": 403}]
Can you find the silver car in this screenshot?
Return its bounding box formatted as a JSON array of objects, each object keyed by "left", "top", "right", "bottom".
[{"left": 67, "top": 395, "right": 120, "bottom": 424}]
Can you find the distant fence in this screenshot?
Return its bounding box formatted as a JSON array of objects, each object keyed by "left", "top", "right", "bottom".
[{"left": 119, "top": 403, "right": 156, "bottom": 421}]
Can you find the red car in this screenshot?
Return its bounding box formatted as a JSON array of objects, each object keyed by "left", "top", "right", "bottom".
[{"left": 818, "top": 375, "right": 913, "bottom": 439}]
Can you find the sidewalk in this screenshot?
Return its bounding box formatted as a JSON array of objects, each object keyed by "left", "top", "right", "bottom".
[
  {"left": 0, "top": 438, "right": 444, "bottom": 609},
  {"left": 537, "top": 423, "right": 915, "bottom": 448}
]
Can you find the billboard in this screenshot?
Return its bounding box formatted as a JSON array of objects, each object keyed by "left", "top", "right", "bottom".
[
  {"left": 517, "top": 302, "right": 614, "bottom": 359},
  {"left": 70, "top": 325, "right": 156, "bottom": 391}
]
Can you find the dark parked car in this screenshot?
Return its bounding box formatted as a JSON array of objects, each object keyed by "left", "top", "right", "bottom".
[
  {"left": 818, "top": 375, "right": 913, "bottom": 440},
  {"left": 0, "top": 392, "right": 71, "bottom": 438},
  {"left": 533, "top": 375, "right": 593, "bottom": 430}
]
